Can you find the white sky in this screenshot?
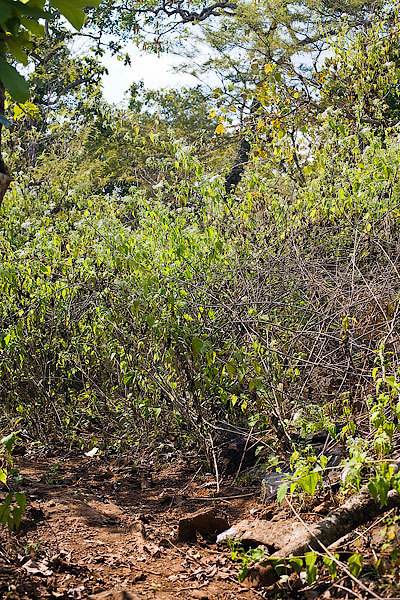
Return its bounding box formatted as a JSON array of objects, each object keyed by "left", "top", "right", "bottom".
[{"left": 101, "top": 44, "right": 199, "bottom": 104}]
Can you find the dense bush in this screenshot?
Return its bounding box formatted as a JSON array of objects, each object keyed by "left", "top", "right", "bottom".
[{"left": 1, "top": 111, "right": 399, "bottom": 457}]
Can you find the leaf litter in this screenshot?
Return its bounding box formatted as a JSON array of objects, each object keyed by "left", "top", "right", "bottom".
[
  {"left": 0, "top": 448, "right": 391, "bottom": 599},
  {"left": 0, "top": 450, "right": 264, "bottom": 599}
]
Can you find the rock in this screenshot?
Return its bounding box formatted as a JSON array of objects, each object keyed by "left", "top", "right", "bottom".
[
  {"left": 262, "top": 465, "right": 342, "bottom": 502},
  {"left": 241, "top": 564, "right": 277, "bottom": 588},
  {"left": 261, "top": 473, "right": 293, "bottom": 503},
  {"left": 217, "top": 518, "right": 307, "bottom": 552},
  {"left": 89, "top": 590, "right": 140, "bottom": 600},
  {"left": 178, "top": 508, "right": 229, "bottom": 542}
]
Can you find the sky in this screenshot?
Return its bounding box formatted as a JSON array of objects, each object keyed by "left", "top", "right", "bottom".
[{"left": 101, "top": 44, "right": 199, "bottom": 104}]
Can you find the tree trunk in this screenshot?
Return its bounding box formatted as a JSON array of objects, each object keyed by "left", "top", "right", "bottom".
[
  {"left": 0, "top": 80, "right": 11, "bottom": 208},
  {"left": 223, "top": 99, "right": 261, "bottom": 198},
  {"left": 224, "top": 136, "right": 251, "bottom": 198}
]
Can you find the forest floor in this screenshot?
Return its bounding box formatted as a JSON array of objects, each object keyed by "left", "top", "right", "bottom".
[
  {"left": 0, "top": 448, "right": 269, "bottom": 600},
  {"left": 0, "top": 447, "right": 393, "bottom": 600}
]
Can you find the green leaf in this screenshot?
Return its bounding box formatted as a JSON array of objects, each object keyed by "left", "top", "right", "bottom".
[
  {"left": 0, "top": 0, "right": 13, "bottom": 23},
  {"left": 238, "top": 564, "right": 249, "bottom": 583},
  {"left": 123, "top": 371, "right": 134, "bottom": 385},
  {"left": 54, "top": 0, "right": 100, "bottom": 6},
  {"left": 289, "top": 556, "right": 303, "bottom": 574},
  {"left": 226, "top": 362, "right": 236, "bottom": 377},
  {"left": 39, "top": 263, "right": 51, "bottom": 275},
  {"left": 348, "top": 553, "right": 363, "bottom": 577},
  {"left": 368, "top": 475, "right": 390, "bottom": 507},
  {"left": 26, "top": 0, "right": 46, "bottom": 8},
  {"left": 250, "top": 548, "right": 265, "bottom": 561},
  {"left": 5, "top": 38, "right": 28, "bottom": 65},
  {"left": 368, "top": 479, "right": 379, "bottom": 503},
  {"left": 305, "top": 552, "right": 318, "bottom": 585},
  {"left": 277, "top": 482, "right": 288, "bottom": 506},
  {"left": 20, "top": 17, "right": 45, "bottom": 36},
  {"left": 0, "top": 58, "right": 30, "bottom": 102},
  {"left": 152, "top": 407, "right": 161, "bottom": 419},
  {"left": 15, "top": 492, "right": 26, "bottom": 512},
  {"left": 0, "top": 468, "right": 7, "bottom": 485},
  {"left": 323, "top": 555, "right": 338, "bottom": 580},
  {"left": 12, "top": 505, "right": 23, "bottom": 530},
  {"left": 0, "top": 114, "right": 13, "bottom": 129},
  {"left": 1, "top": 506, "right": 10, "bottom": 526},
  {"left": 0, "top": 432, "right": 17, "bottom": 452},
  {"left": 386, "top": 376, "right": 397, "bottom": 388},
  {"left": 298, "top": 472, "right": 319, "bottom": 496},
  {"left": 305, "top": 552, "right": 317, "bottom": 566},
  {"left": 51, "top": 0, "right": 85, "bottom": 30},
  {"left": 74, "top": 0, "right": 101, "bottom": 5},
  {"left": 192, "top": 336, "right": 203, "bottom": 358},
  {"left": 15, "top": 4, "right": 50, "bottom": 19},
  {"left": 0, "top": 493, "right": 12, "bottom": 526}
]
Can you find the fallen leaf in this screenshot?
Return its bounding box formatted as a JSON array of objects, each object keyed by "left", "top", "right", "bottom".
[
  {"left": 22, "top": 559, "right": 53, "bottom": 577},
  {"left": 67, "top": 585, "right": 85, "bottom": 599},
  {"left": 85, "top": 447, "right": 99, "bottom": 457}
]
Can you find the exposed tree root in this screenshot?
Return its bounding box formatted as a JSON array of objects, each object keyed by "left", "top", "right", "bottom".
[{"left": 245, "top": 488, "right": 400, "bottom": 587}]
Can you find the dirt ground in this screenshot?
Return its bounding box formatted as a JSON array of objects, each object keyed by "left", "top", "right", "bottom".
[
  {"left": 0, "top": 448, "right": 273, "bottom": 600},
  {"left": 1, "top": 447, "right": 396, "bottom": 600}
]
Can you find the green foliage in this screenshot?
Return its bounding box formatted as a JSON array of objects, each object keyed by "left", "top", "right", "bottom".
[
  {"left": 0, "top": 431, "right": 26, "bottom": 531},
  {"left": 305, "top": 552, "right": 318, "bottom": 585},
  {"left": 0, "top": 0, "right": 101, "bottom": 101},
  {"left": 228, "top": 542, "right": 265, "bottom": 583},
  {"left": 320, "top": 11, "right": 400, "bottom": 130},
  {"left": 1, "top": 1, "right": 400, "bottom": 590}
]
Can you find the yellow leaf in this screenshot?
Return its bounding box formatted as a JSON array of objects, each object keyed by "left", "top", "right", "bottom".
[
  {"left": 264, "top": 64, "right": 273, "bottom": 74},
  {"left": 215, "top": 123, "right": 225, "bottom": 135},
  {"left": 208, "top": 109, "right": 216, "bottom": 118},
  {"left": 13, "top": 101, "right": 39, "bottom": 121},
  {"left": 135, "top": 125, "right": 140, "bottom": 135},
  {"left": 0, "top": 468, "right": 7, "bottom": 485}
]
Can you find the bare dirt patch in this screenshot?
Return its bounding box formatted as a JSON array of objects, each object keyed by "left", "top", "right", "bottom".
[{"left": 0, "top": 449, "right": 268, "bottom": 599}]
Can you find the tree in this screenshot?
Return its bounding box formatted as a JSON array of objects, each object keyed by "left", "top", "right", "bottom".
[
  {"left": 171, "top": 0, "right": 384, "bottom": 194},
  {"left": 320, "top": 7, "right": 400, "bottom": 131},
  {"left": 0, "top": 0, "right": 387, "bottom": 205},
  {"left": 11, "top": 27, "right": 105, "bottom": 169},
  {"left": 0, "top": 0, "right": 100, "bottom": 205}
]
